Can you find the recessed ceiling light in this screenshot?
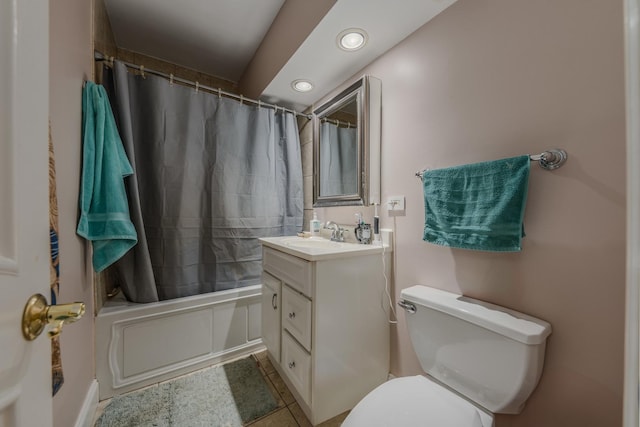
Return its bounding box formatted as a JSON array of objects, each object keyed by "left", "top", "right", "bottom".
[
  {"left": 337, "top": 28, "right": 368, "bottom": 51},
  {"left": 292, "top": 79, "right": 314, "bottom": 92}
]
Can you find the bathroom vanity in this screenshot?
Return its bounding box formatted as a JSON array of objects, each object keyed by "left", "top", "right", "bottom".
[{"left": 259, "top": 236, "right": 391, "bottom": 425}]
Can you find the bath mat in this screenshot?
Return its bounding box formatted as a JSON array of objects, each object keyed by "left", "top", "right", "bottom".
[{"left": 94, "top": 357, "right": 278, "bottom": 427}]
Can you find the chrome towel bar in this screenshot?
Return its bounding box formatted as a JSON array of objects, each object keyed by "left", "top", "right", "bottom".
[{"left": 415, "top": 149, "right": 568, "bottom": 178}]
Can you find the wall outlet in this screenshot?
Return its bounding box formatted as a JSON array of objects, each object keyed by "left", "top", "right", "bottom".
[{"left": 386, "top": 195, "right": 405, "bottom": 212}]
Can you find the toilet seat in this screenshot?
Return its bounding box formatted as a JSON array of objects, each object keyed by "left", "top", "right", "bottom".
[{"left": 342, "top": 376, "right": 494, "bottom": 427}]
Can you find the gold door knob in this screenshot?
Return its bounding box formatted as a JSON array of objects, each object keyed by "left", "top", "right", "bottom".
[{"left": 22, "top": 293, "right": 85, "bottom": 341}]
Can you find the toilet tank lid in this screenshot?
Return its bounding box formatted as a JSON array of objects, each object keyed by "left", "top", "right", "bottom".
[{"left": 401, "top": 285, "right": 552, "bottom": 344}]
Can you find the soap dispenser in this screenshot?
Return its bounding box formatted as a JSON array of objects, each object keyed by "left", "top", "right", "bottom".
[{"left": 310, "top": 211, "right": 321, "bottom": 236}]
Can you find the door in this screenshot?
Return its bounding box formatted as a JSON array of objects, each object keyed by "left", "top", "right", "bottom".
[
  {"left": 0, "top": 1, "right": 53, "bottom": 426},
  {"left": 625, "top": 0, "right": 640, "bottom": 425}
]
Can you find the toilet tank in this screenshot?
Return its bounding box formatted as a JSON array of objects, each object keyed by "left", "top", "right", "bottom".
[{"left": 400, "top": 285, "right": 552, "bottom": 414}]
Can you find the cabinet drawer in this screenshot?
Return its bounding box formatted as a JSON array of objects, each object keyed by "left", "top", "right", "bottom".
[
  {"left": 263, "top": 247, "right": 313, "bottom": 297},
  {"left": 281, "top": 330, "right": 311, "bottom": 405},
  {"left": 282, "top": 285, "right": 312, "bottom": 351}
]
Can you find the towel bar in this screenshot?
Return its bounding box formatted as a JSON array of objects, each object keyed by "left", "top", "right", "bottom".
[
  {"left": 415, "top": 149, "right": 568, "bottom": 178},
  {"left": 529, "top": 149, "right": 568, "bottom": 170}
]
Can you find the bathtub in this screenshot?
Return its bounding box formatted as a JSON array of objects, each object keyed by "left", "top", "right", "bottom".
[{"left": 95, "top": 284, "right": 264, "bottom": 399}]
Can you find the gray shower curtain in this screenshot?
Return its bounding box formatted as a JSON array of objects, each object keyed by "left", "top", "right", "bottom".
[
  {"left": 319, "top": 122, "right": 357, "bottom": 196},
  {"left": 103, "top": 62, "right": 303, "bottom": 302}
]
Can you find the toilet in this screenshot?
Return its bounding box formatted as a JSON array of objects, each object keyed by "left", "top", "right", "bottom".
[{"left": 342, "top": 285, "right": 552, "bottom": 427}]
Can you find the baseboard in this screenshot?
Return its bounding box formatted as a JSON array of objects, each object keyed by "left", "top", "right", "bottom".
[{"left": 74, "top": 379, "right": 99, "bottom": 427}]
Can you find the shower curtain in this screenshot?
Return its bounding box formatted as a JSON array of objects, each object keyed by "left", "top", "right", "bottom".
[
  {"left": 103, "top": 62, "right": 303, "bottom": 303},
  {"left": 319, "top": 121, "right": 357, "bottom": 196}
]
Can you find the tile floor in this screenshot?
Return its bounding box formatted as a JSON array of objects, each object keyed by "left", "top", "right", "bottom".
[
  {"left": 249, "top": 350, "right": 349, "bottom": 427},
  {"left": 93, "top": 350, "right": 349, "bottom": 427}
]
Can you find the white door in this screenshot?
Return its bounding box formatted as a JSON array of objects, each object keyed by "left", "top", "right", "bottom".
[
  {"left": 623, "top": 0, "right": 640, "bottom": 427},
  {"left": 0, "top": 1, "right": 53, "bottom": 426},
  {"left": 625, "top": 0, "right": 640, "bottom": 426}
]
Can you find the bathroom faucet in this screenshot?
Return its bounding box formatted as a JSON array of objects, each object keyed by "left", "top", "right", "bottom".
[{"left": 324, "top": 221, "right": 345, "bottom": 242}]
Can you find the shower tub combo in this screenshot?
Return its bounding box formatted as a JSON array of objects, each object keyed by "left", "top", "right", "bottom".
[
  {"left": 95, "top": 285, "right": 263, "bottom": 399},
  {"left": 94, "top": 59, "right": 303, "bottom": 401}
]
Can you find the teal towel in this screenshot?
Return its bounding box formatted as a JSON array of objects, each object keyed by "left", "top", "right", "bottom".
[
  {"left": 422, "top": 155, "right": 530, "bottom": 252},
  {"left": 77, "top": 82, "right": 137, "bottom": 272}
]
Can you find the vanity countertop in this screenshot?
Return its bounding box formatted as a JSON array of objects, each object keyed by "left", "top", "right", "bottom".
[{"left": 259, "top": 236, "right": 390, "bottom": 262}]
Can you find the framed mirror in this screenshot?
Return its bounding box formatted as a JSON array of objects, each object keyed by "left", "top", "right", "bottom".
[{"left": 313, "top": 75, "right": 381, "bottom": 207}]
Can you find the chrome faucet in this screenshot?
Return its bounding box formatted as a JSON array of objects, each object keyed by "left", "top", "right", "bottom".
[{"left": 324, "top": 221, "right": 345, "bottom": 242}]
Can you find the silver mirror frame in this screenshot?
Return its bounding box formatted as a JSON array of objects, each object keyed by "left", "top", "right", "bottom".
[{"left": 313, "top": 75, "right": 381, "bottom": 207}]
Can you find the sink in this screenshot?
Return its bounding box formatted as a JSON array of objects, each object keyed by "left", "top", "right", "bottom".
[
  {"left": 283, "top": 237, "right": 344, "bottom": 249},
  {"left": 259, "top": 235, "right": 388, "bottom": 261}
]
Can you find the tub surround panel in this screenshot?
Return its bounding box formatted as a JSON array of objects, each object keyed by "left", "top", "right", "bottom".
[
  {"left": 248, "top": 302, "right": 262, "bottom": 341},
  {"left": 212, "top": 302, "right": 252, "bottom": 352},
  {"left": 122, "top": 309, "right": 213, "bottom": 377},
  {"left": 96, "top": 286, "right": 263, "bottom": 399}
]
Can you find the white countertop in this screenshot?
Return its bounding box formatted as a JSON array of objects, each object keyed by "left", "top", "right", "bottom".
[{"left": 259, "top": 235, "right": 390, "bottom": 261}]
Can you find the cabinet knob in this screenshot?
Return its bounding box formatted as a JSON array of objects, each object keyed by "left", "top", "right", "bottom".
[
  {"left": 288, "top": 312, "right": 296, "bottom": 319},
  {"left": 272, "top": 293, "right": 278, "bottom": 310},
  {"left": 288, "top": 361, "right": 296, "bottom": 369}
]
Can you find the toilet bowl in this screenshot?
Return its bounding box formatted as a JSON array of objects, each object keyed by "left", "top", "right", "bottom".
[
  {"left": 342, "top": 285, "right": 552, "bottom": 427},
  {"left": 342, "top": 375, "right": 493, "bottom": 427}
]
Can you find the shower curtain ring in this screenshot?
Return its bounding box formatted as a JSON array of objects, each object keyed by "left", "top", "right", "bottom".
[
  {"left": 195, "top": 82, "right": 199, "bottom": 93},
  {"left": 139, "top": 65, "right": 145, "bottom": 79},
  {"left": 169, "top": 74, "right": 174, "bottom": 86}
]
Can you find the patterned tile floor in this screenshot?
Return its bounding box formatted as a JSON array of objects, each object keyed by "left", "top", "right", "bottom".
[
  {"left": 93, "top": 350, "right": 349, "bottom": 427},
  {"left": 249, "top": 350, "right": 349, "bottom": 427}
]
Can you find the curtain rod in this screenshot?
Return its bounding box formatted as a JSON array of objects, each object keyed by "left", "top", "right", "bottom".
[
  {"left": 321, "top": 117, "right": 355, "bottom": 128},
  {"left": 94, "top": 51, "right": 312, "bottom": 120}
]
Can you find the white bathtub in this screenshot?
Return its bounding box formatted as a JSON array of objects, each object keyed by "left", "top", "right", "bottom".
[{"left": 95, "top": 285, "right": 264, "bottom": 399}]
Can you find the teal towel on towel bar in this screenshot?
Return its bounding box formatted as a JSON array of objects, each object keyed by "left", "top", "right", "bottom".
[
  {"left": 77, "top": 81, "right": 137, "bottom": 272},
  {"left": 422, "top": 155, "right": 530, "bottom": 252}
]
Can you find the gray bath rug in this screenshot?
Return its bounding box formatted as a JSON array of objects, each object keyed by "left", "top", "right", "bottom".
[{"left": 95, "top": 357, "right": 278, "bottom": 427}]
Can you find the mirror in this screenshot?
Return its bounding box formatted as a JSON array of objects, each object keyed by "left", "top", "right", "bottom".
[{"left": 313, "top": 75, "right": 381, "bottom": 207}]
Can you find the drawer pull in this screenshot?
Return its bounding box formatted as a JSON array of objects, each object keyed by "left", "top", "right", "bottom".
[
  {"left": 288, "top": 361, "right": 296, "bottom": 369},
  {"left": 272, "top": 293, "right": 278, "bottom": 310},
  {"left": 288, "top": 312, "right": 296, "bottom": 319}
]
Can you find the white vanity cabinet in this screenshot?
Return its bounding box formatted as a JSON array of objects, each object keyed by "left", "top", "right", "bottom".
[
  {"left": 261, "top": 272, "right": 281, "bottom": 363},
  {"left": 260, "top": 237, "right": 390, "bottom": 425}
]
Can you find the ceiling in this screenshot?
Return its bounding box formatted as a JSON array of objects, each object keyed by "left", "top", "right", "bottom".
[{"left": 104, "top": 0, "right": 457, "bottom": 111}]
